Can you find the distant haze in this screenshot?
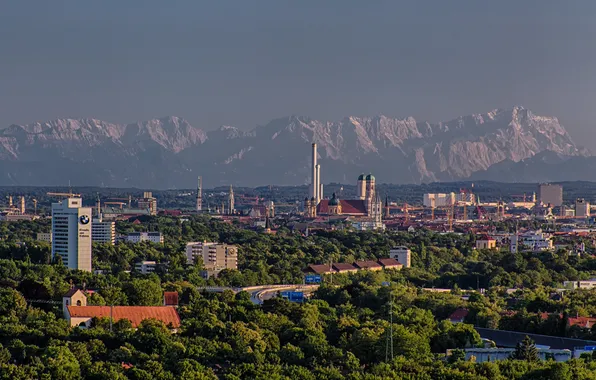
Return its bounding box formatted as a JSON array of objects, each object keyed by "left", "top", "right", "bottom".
[{"left": 2, "top": 1, "right": 596, "bottom": 145}]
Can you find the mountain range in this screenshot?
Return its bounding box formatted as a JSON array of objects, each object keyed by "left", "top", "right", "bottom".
[{"left": 0, "top": 106, "right": 590, "bottom": 188}]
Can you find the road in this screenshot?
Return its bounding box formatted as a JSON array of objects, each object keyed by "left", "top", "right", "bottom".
[{"left": 198, "top": 284, "right": 320, "bottom": 304}]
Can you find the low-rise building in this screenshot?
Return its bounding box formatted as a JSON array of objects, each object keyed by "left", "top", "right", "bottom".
[
  {"left": 476, "top": 236, "right": 497, "bottom": 250},
  {"left": 389, "top": 246, "right": 411, "bottom": 268},
  {"left": 353, "top": 260, "right": 383, "bottom": 271},
  {"left": 134, "top": 261, "right": 157, "bottom": 274},
  {"left": 332, "top": 263, "right": 358, "bottom": 273},
  {"left": 511, "top": 230, "right": 553, "bottom": 252},
  {"left": 377, "top": 258, "right": 403, "bottom": 270},
  {"left": 36, "top": 232, "right": 52, "bottom": 243},
  {"left": 455, "top": 348, "right": 571, "bottom": 363},
  {"left": 126, "top": 232, "right": 164, "bottom": 244},
  {"left": 304, "top": 264, "right": 334, "bottom": 275}
]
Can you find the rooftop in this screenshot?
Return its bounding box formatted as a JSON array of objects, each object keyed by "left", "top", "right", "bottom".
[{"left": 66, "top": 306, "right": 181, "bottom": 328}]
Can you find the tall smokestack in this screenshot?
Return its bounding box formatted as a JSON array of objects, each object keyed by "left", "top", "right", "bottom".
[
  {"left": 311, "top": 143, "right": 318, "bottom": 200},
  {"left": 316, "top": 164, "right": 321, "bottom": 203},
  {"left": 319, "top": 183, "right": 324, "bottom": 201},
  {"left": 197, "top": 176, "right": 203, "bottom": 212}
]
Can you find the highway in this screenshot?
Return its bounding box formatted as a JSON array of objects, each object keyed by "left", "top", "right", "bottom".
[{"left": 198, "top": 284, "right": 320, "bottom": 304}]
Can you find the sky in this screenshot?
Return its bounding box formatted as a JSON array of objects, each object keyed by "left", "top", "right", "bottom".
[{"left": 2, "top": 1, "right": 596, "bottom": 144}]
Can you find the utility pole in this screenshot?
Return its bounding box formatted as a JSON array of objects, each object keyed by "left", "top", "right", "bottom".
[
  {"left": 384, "top": 282, "right": 394, "bottom": 362},
  {"left": 109, "top": 304, "right": 113, "bottom": 333}
]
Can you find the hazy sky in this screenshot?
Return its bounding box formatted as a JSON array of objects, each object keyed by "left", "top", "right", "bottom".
[{"left": 2, "top": 1, "right": 596, "bottom": 144}]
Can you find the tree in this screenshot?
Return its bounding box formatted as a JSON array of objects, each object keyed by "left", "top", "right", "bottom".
[
  {"left": 124, "top": 279, "right": 163, "bottom": 306},
  {"left": 0, "top": 288, "right": 26, "bottom": 317},
  {"left": 448, "top": 348, "right": 466, "bottom": 364},
  {"left": 511, "top": 336, "right": 540, "bottom": 362},
  {"left": 42, "top": 345, "right": 81, "bottom": 380}
]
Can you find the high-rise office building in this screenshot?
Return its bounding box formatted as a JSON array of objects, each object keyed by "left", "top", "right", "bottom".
[
  {"left": 575, "top": 198, "right": 591, "bottom": 218},
  {"left": 538, "top": 184, "right": 563, "bottom": 207},
  {"left": 138, "top": 192, "right": 158, "bottom": 215},
  {"left": 92, "top": 214, "right": 115, "bottom": 244},
  {"left": 51, "top": 198, "right": 92, "bottom": 272}
]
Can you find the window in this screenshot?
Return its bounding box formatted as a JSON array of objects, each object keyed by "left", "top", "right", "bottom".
[{"left": 76, "top": 300, "right": 82, "bottom": 306}]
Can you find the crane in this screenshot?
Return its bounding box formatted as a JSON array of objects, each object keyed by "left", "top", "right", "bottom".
[
  {"left": 104, "top": 201, "right": 126, "bottom": 209},
  {"left": 47, "top": 192, "right": 81, "bottom": 198}
]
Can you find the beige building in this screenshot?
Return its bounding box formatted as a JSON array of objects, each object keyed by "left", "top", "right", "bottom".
[
  {"left": 186, "top": 241, "right": 238, "bottom": 275},
  {"left": 51, "top": 197, "right": 92, "bottom": 272},
  {"left": 137, "top": 192, "right": 158, "bottom": 215},
  {"left": 476, "top": 238, "right": 497, "bottom": 250},
  {"left": 36, "top": 232, "right": 52, "bottom": 243},
  {"left": 576, "top": 198, "right": 591, "bottom": 218}
]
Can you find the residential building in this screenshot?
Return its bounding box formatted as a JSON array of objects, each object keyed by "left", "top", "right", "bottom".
[
  {"left": 51, "top": 198, "right": 92, "bottom": 272},
  {"left": 377, "top": 258, "right": 403, "bottom": 270},
  {"left": 563, "top": 280, "right": 596, "bottom": 290},
  {"left": 126, "top": 232, "right": 164, "bottom": 244},
  {"left": 92, "top": 214, "right": 115, "bottom": 244},
  {"left": 353, "top": 260, "right": 383, "bottom": 271},
  {"left": 304, "top": 264, "right": 334, "bottom": 275},
  {"left": 511, "top": 230, "right": 553, "bottom": 252},
  {"left": 134, "top": 261, "right": 156, "bottom": 274},
  {"left": 389, "top": 246, "right": 411, "bottom": 268},
  {"left": 538, "top": 184, "right": 563, "bottom": 207},
  {"left": 332, "top": 263, "right": 358, "bottom": 273},
  {"left": 576, "top": 198, "right": 591, "bottom": 218},
  {"left": 36, "top": 232, "right": 52, "bottom": 243},
  {"left": 137, "top": 192, "right": 158, "bottom": 215},
  {"left": 185, "top": 241, "right": 237, "bottom": 269}
]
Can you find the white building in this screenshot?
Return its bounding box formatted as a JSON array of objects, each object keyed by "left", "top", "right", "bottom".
[
  {"left": 458, "top": 348, "right": 571, "bottom": 363},
  {"left": 563, "top": 280, "right": 596, "bottom": 290},
  {"left": 36, "top": 232, "right": 52, "bottom": 243},
  {"left": 510, "top": 230, "right": 553, "bottom": 252},
  {"left": 126, "top": 232, "right": 164, "bottom": 244},
  {"left": 185, "top": 241, "right": 238, "bottom": 272},
  {"left": 51, "top": 198, "right": 92, "bottom": 272},
  {"left": 389, "top": 246, "right": 411, "bottom": 268},
  {"left": 91, "top": 215, "right": 115, "bottom": 244},
  {"left": 134, "top": 260, "right": 156, "bottom": 274},
  {"left": 575, "top": 199, "right": 591, "bottom": 218}
]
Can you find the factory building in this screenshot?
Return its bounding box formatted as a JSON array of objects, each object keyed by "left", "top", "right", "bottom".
[
  {"left": 538, "top": 184, "right": 563, "bottom": 207},
  {"left": 51, "top": 198, "right": 92, "bottom": 272},
  {"left": 575, "top": 198, "right": 590, "bottom": 218}
]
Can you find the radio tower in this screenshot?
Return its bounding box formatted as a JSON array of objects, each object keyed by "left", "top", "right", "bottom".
[{"left": 196, "top": 176, "right": 202, "bottom": 212}]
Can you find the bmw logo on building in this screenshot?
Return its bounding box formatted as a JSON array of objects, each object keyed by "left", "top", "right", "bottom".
[{"left": 79, "top": 215, "right": 90, "bottom": 225}]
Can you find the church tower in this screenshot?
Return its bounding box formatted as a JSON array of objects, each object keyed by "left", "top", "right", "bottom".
[{"left": 228, "top": 185, "right": 235, "bottom": 215}]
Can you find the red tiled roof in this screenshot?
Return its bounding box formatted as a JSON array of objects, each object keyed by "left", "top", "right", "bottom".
[
  {"left": 332, "top": 263, "right": 357, "bottom": 272},
  {"left": 304, "top": 264, "right": 333, "bottom": 275},
  {"left": 163, "top": 292, "right": 179, "bottom": 306},
  {"left": 377, "top": 258, "right": 402, "bottom": 268},
  {"left": 354, "top": 260, "right": 382, "bottom": 269},
  {"left": 449, "top": 308, "right": 469, "bottom": 321},
  {"left": 67, "top": 306, "right": 181, "bottom": 328},
  {"left": 317, "top": 199, "right": 367, "bottom": 215}
]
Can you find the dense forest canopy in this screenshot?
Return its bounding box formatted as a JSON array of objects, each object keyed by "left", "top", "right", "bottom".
[{"left": 2, "top": 216, "right": 596, "bottom": 378}]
